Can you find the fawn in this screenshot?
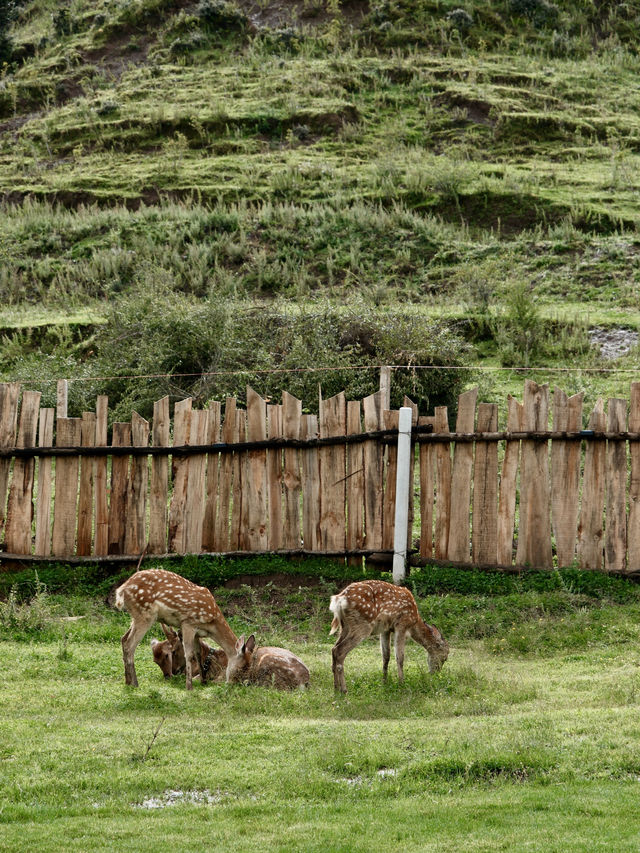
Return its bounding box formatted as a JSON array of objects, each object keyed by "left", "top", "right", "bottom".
[
  {"left": 329, "top": 580, "right": 449, "bottom": 693},
  {"left": 151, "top": 624, "right": 228, "bottom": 683},
  {"left": 226, "top": 634, "right": 310, "bottom": 689},
  {"left": 115, "top": 568, "right": 238, "bottom": 689}
]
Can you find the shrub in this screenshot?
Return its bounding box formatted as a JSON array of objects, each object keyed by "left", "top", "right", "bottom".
[
  {"left": 195, "top": 0, "right": 248, "bottom": 32},
  {"left": 509, "top": 0, "right": 559, "bottom": 29},
  {"left": 446, "top": 9, "right": 473, "bottom": 35},
  {"left": 0, "top": 575, "right": 58, "bottom": 639}
]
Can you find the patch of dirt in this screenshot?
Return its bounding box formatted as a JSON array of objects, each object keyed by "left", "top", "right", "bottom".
[
  {"left": 223, "top": 571, "right": 331, "bottom": 591},
  {"left": 588, "top": 327, "right": 639, "bottom": 360},
  {"left": 434, "top": 92, "right": 495, "bottom": 127},
  {"left": 235, "top": 0, "right": 369, "bottom": 30}
]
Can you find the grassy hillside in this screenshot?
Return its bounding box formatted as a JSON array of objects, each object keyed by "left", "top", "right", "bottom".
[{"left": 2, "top": 0, "right": 640, "bottom": 416}]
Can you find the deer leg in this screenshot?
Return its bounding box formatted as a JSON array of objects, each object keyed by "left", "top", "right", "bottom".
[
  {"left": 380, "top": 630, "right": 391, "bottom": 681},
  {"left": 332, "top": 628, "right": 370, "bottom": 694},
  {"left": 121, "top": 617, "right": 154, "bottom": 687},
  {"left": 394, "top": 628, "right": 408, "bottom": 684},
  {"left": 180, "top": 624, "right": 197, "bottom": 691}
]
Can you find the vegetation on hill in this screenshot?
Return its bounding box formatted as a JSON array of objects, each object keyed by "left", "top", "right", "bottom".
[{"left": 2, "top": 0, "right": 640, "bottom": 415}]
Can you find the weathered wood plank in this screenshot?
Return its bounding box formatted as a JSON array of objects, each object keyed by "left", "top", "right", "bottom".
[
  {"left": 107, "top": 422, "right": 132, "bottom": 556},
  {"left": 551, "top": 389, "right": 583, "bottom": 568},
  {"left": 52, "top": 418, "right": 82, "bottom": 557},
  {"left": 577, "top": 399, "right": 606, "bottom": 570},
  {"left": 472, "top": 402, "right": 498, "bottom": 565},
  {"left": 124, "top": 412, "right": 149, "bottom": 555},
  {"left": 346, "top": 401, "right": 364, "bottom": 559},
  {"left": 168, "top": 398, "right": 192, "bottom": 554},
  {"left": 448, "top": 388, "right": 478, "bottom": 563},
  {"left": 319, "top": 391, "right": 346, "bottom": 551},
  {"left": 605, "top": 398, "right": 627, "bottom": 572},
  {"left": 202, "top": 400, "right": 221, "bottom": 552},
  {"left": 434, "top": 406, "right": 451, "bottom": 560},
  {"left": 184, "top": 409, "right": 207, "bottom": 554},
  {"left": 418, "top": 415, "right": 435, "bottom": 559},
  {"left": 76, "top": 411, "right": 96, "bottom": 556},
  {"left": 516, "top": 381, "right": 552, "bottom": 568},
  {"left": 628, "top": 384, "right": 640, "bottom": 572},
  {"left": 382, "top": 409, "right": 399, "bottom": 551},
  {"left": 231, "top": 409, "right": 247, "bottom": 550},
  {"left": 93, "top": 396, "right": 109, "bottom": 556},
  {"left": 34, "top": 408, "right": 54, "bottom": 556},
  {"left": 0, "top": 382, "right": 20, "bottom": 539},
  {"left": 282, "top": 392, "right": 302, "bottom": 550},
  {"left": 148, "top": 396, "right": 170, "bottom": 554},
  {"left": 245, "top": 387, "right": 268, "bottom": 551},
  {"left": 301, "top": 414, "right": 321, "bottom": 552},
  {"left": 363, "top": 390, "right": 385, "bottom": 551},
  {"left": 5, "top": 391, "right": 41, "bottom": 554},
  {"left": 267, "top": 404, "right": 283, "bottom": 551},
  {"left": 497, "top": 396, "right": 522, "bottom": 566},
  {"left": 214, "top": 398, "right": 236, "bottom": 552}
]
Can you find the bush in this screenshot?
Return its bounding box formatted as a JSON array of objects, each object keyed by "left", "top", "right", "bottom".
[
  {"left": 195, "top": 0, "right": 249, "bottom": 32},
  {"left": 509, "top": 0, "right": 560, "bottom": 29},
  {"left": 0, "top": 575, "right": 59, "bottom": 639}
]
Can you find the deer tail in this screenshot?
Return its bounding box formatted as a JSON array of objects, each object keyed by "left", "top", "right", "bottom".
[{"left": 329, "top": 594, "right": 347, "bottom": 636}]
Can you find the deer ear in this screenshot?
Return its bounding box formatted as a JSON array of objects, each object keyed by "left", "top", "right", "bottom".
[
  {"left": 150, "top": 639, "right": 159, "bottom": 649},
  {"left": 245, "top": 635, "right": 256, "bottom": 653},
  {"left": 236, "top": 635, "right": 245, "bottom": 653},
  {"left": 161, "top": 623, "right": 177, "bottom": 640}
]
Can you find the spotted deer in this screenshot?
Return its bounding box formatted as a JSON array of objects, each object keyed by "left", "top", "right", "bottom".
[
  {"left": 226, "top": 634, "right": 310, "bottom": 690},
  {"left": 329, "top": 580, "right": 449, "bottom": 693},
  {"left": 115, "top": 569, "right": 238, "bottom": 689},
  {"left": 151, "top": 624, "right": 228, "bottom": 683}
]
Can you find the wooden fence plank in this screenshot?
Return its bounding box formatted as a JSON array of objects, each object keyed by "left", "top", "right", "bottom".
[
  {"left": 107, "top": 422, "right": 132, "bottom": 556},
  {"left": 5, "top": 391, "right": 41, "bottom": 554},
  {"left": 76, "top": 411, "right": 96, "bottom": 556},
  {"left": 52, "top": 418, "right": 82, "bottom": 557},
  {"left": 516, "top": 381, "right": 552, "bottom": 568},
  {"left": 628, "top": 383, "right": 640, "bottom": 571},
  {"left": 605, "top": 398, "right": 627, "bottom": 572},
  {"left": 125, "top": 412, "right": 149, "bottom": 555},
  {"left": 202, "top": 400, "right": 221, "bottom": 552},
  {"left": 577, "top": 399, "right": 606, "bottom": 570},
  {"left": 282, "top": 392, "right": 302, "bottom": 550},
  {"left": 551, "top": 389, "right": 583, "bottom": 568},
  {"left": 34, "top": 408, "right": 54, "bottom": 556},
  {"left": 363, "top": 390, "right": 385, "bottom": 551},
  {"left": 434, "top": 406, "right": 451, "bottom": 560},
  {"left": 266, "top": 404, "right": 283, "bottom": 551},
  {"left": 0, "top": 382, "right": 20, "bottom": 540},
  {"left": 419, "top": 415, "right": 435, "bottom": 559},
  {"left": 319, "top": 391, "right": 346, "bottom": 551},
  {"left": 346, "top": 401, "right": 364, "bottom": 558},
  {"left": 448, "top": 388, "right": 478, "bottom": 563},
  {"left": 94, "top": 396, "right": 109, "bottom": 556},
  {"left": 472, "top": 402, "right": 498, "bottom": 565},
  {"left": 301, "top": 414, "right": 321, "bottom": 552},
  {"left": 215, "top": 398, "right": 236, "bottom": 552},
  {"left": 382, "top": 410, "right": 399, "bottom": 551},
  {"left": 231, "top": 409, "right": 247, "bottom": 549},
  {"left": 184, "top": 409, "right": 208, "bottom": 554},
  {"left": 497, "top": 396, "right": 522, "bottom": 565},
  {"left": 403, "top": 397, "right": 418, "bottom": 548},
  {"left": 148, "top": 396, "right": 170, "bottom": 554},
  {"left": 168, "top": 399, "right": 192, "bottom": 554},
  {"left": 245, "top": 387, "right": 268, "bottom": 551}
]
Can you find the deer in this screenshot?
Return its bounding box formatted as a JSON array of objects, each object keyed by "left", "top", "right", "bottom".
[
  {"left": 115, "top": 568, "right": 238, "bottom": 690},
  {"left": 226, "top": 634, "right": 310, "bottom": 690},
  {"left": 151, "top": 624, "right": 228, "bottom": 683},
  {"left": 329, "top": 580, "right": 449, "bottom": 693}
]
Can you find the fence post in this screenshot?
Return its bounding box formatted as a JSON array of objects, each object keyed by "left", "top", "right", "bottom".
[
  {"left": 57, "top": 379, "right": 68, "bottom": 420},
  {"left": 393, "top": 406, "right": 413, "bottom": 584}
]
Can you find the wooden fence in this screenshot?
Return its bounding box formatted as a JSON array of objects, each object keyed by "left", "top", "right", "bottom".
[{"left": 2, "top": 378, "right": 640, "bottom": 574}]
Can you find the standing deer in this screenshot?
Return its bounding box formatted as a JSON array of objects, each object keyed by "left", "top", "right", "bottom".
[
  {"left": 151, "top": 624, "right": 228, "bottom": 683},
  {"left": 226, "top": 634, "right": 310, "bottom": 689},
  {"left": 115, "top": 569, "right": 238, "bottom": 689},
  {"left": 329, "top": 580, "right": 449, "bottom": 693}
]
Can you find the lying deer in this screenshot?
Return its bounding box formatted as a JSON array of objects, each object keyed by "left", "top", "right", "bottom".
[
  {"left": 226, "top": 634, "right": 310, "bottom": 689},
  {"left": 329, "top": 580, "right": 449, "bottom": 693},
  {"left": 151, "top": 624, "right": 228, "bottom": 683},
  {"left": 115, "top": 568, "right": 238, "bottom": 689}
]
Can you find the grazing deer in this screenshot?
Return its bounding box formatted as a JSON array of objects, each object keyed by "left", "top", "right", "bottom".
[
  {"left": 151, "top": 624, "right": 228, "bottom": 683},
  {"left": 115, "top": 569, "right": 238, "bottom": 689},
  {"left": 329, "top": 580, "right": 449, "bottom": 693},
  {"left": 226, "top": 634, "right": 310, "bottom": 690}
]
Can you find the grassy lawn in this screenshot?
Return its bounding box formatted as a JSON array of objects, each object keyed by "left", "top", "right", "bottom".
[{"left": 3, "top": 567, "right": 640, "bottom": 851}]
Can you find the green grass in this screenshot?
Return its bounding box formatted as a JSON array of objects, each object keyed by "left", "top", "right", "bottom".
[{"left": 3, "top": 564, "right": 640, "bottom": 850}]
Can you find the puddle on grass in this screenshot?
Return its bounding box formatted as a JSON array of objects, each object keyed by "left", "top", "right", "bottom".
[{"left": 134, "top": 789, "right": 228, "bottom": 809}]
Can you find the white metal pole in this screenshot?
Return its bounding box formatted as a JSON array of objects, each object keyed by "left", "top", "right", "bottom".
[{"left": 393, "top": 406, "right": 413, "bottom": 584}]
